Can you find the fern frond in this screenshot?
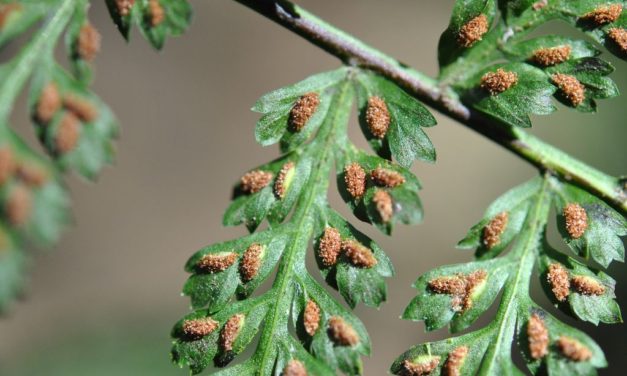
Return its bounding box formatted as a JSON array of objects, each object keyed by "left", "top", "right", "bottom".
[
  {"left": 171, "top": 67, "right": 436, "bottom": 374},
  {"left": 393, "top": 174, "right": 625, "bottom": 375},
  {"left": 439, "top": 0, "right": 624, "bottom": 127}
]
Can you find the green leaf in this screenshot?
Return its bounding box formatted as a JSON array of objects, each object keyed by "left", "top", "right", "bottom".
[
  {"left": 538, "top": 246, "right": 622, "bottom": 325},
  {"left": 438, "top": 0, "right": 498, "bottom": 67},
  {"left": 467, "top": 62, "right": 556, "bottom": 128},
  {"left": 0, "top": 225, "right": 26, "bottom": 313},
  {"left": 551, "top": 181, "right": 626, "bottom": 267},
  {"left": 354, "top": 71, "right": 436, "bottom": 167}
]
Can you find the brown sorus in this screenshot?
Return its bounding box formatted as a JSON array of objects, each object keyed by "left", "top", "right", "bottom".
[
  {"left": 370, "top": 167, "right": 405, "bottom": 187},
  {"left": 220, "top": 313, "right": 244, "bottom": 352},
  {"left": 532, "top": 0, "right": 547, "bottom": 11},
  {"left": 6, "top": 185, "right": 32, "bottom": 227},
  {"left": 444, "top": 346, "right": 468, "bottom": 376},
  {"left": 197, "top": 252, "right": 238, "bottom": 273},
  {"left": 16, "top": 163, "right": 47, "bottom": 187},
  {"left": 240, "top": 243, "right": 263, "bottom": 282},
  {"left": 458, "top": 14, "right": 489, "bottom": 47},
  {"left": 303, "top": 299, "right": 321, "bottom": 336},
  {"left": 551, "top": 74, "right": 585, "bottom": 107},
  {"left": 481, "top": 68, "right": 518, "bottom": 95},
  {"left": 482, "top": 211, "right": 509, "bottom": 249},
  {"left": 63, "top": 94, "right": 98, "bottom": 122},
  {"left": 182, "top": 317, "right": 219, "bottom": 339},
  {"left": 56, "top": 113, "right": 81, "bottom": 154},
  {"left": 608, "top": 28, "right": 627, "bottom": 53},
  {"left": 36, "top": 82, "right": 61, "bottom": 123},
  {"left": 563, "top": 203, "right": 588, "bottom": 238},
  {"left": 240, "top": 170, "right": 273, "bottom": 194},
  {"left": 581, "top": 4, "right": 622, "bottom": 25},
  {"left": 428, "top": 270, "right": 487, "bottom": 312},
  {"left": 77, "top": 23, "right": 101, "bottom": 61},
  {"left": 0, "top": 3, "right": 21, "bottom": 28},
  {"left": 318, "top": 227, "right": 342, "bottom": 267},
  {"left": 365, "top": 96, "right": 390, "bottom": 139},
  {"left": 289, "top": 92, "right": 320, "bottom": 131},
  {"left": 547, "top": 263, "right": 570, "bottom": 302},
  {"left": 401, "top": 357, "right": 441, "bottom": 376},
  {"left": 373, "top": 189, "right": 393, "bottom": 223},
  {"left": 341, "top": 240, "right": 377, "bottom": 268},
  {"left": 274, "top": 161, "right": 294, "bottom": 199},
  {"left": 344, "top": 162, "right": 366, "bottom": 199},
  {"left": 283, "top": 360, "right": 307, "bottom": 376},
  {"left": 462, "top": 269, "right": 487, "bottom": 311},
  {"left": 556, "top": 336, "right": 592, "bottom": 361},
  {"left": 527, "top": 314, "right": 549, "bottom": 359},
  {"left": 571, "top": 275, "right": 606, "bottom": 296},
  {"left": 115, "top": 0, "right": 135, "bottom": 16},
  {"left": 532, "top": 45, "right": 571, "bottom": 66},
  {"left": 327, "top": 316, "right": 359, "bottom": 346},
  {"left": 148, "top": 0, "right": 165, "bottom": 26},
  {"left": 0, "top": 147, "right": 16, "bottom": 186}
]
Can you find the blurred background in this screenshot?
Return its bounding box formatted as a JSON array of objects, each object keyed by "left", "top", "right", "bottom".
[{"left": 0, "top": 0, "right": 626, "bottom": 375}]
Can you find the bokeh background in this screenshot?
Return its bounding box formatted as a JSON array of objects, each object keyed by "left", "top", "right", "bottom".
[{"left": 1, "top": 1, "right": 626, "bottom": 375}]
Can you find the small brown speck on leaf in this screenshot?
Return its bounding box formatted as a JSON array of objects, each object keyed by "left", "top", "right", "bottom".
[
  {"left": 240, "top": 170, "right": 273, "bottom": 194},
  {"left": 608, "top": 28, "right": 627, "bottom": 53},
  {"left": 532, "top": 0, "right": 547, "bottom": 10},
  {"left": 365, "top": 96, "right": 390, "bottom": 139},
  {"left": 482, "top": 211, "right": 509, "bottom": 249},
  {"left": 36, "top": 83, "right": 61, "bottom": 123},
  {"left": 444, "top": 346, "right": 468, "bottom": 376},
  {"left": 581, "top": 4, "right": 622, "bottom": 25},
  {"left": 289, "top": 92, "right": 320, "bottom": 131},
  {"left": 148, "top": 0, "right": 165, "bottom": 26},
  {"left": 0, "top": 3, "right": 22, "bottom": 29},
  {"left": 327, "top": 316, "right": 359, "bottom": 346},
  {"left": 563, "top": 203, "right": 588, "bottom": 238},
  {"left": 527, "top": 314, "right": 549, "bottom": 359},
  {"left": 0, "top": 147, "right": 16, "bottom": 186},
  {"left": 532, "top": 45, "right": 571, "bottom": 66},
  {"left": 16, "top": 163, "right": 47, "bottom": 187},
  {"left": 547, "top": 263, "right": 570, "bottom": 302},
  {"left": 401, "top": 357, "right": 441, "bottom": 376},
  {"left": 182, "top": 317, "right": 219, "bottom": 339},
  {"left": 63, "top": 94, "right": 98, "bottom": 122},
  {"left": 462, "top": 270, "right": 487, "bottom": 311},
  {"left": 274, "top": 161, "right": 294, "bottom": 199},
  {"left": 344, "top": 162, "right": 366, "bottom": 199},
  {"left": 56, "top": 113, "right": 81, "bottom": 154},
  {"left": 283, "top": 360, "right": 307, "bottom": 376},
  {"left": 458, "top": 14, "right": 489, "bottom": 47},
  {"left": 115, "top": 0, "right": 135, "bottom": 16},
  {"left": 77, "top": 23, "right": 101, "bottom": 61},
  {"left": 428, "top": 270, "right": 487, "bottom": 312},
  {"left": 6, "top": 185, "right": 32, "bottom": 227},
  {"left": 341, "top": 240, "right": 377, "bottom": 268},
  {"left": 197, "top": 252, "right": 238, "bottom": 273},
  {"left": 551, "top": 74, "right": 585, "bottom": 107},
  {"left": 481, "top": 68, "right": 518, "bottom": 95},
  {"left": 371, "top": 167, "right": 405, "bottom": 187},
  {"left": 303, "top": 299, "right": 321, "bottom": 336},
  {"left": 240, "top": 243, "right": 263, "bottom": 282},
  {"left": 318, "top": 227, "right": 342, "bottom": 267},
  {"left": 571, "top": 275, "right": 606, "bottom": 296},
  {"left": 557, "top": 336, "right": 592, "bottom": 361},
  {"left": 373, "top": 189, "right": 393, "bottom": 223},
  {"left": 220, "top": 313, "right": 244, "bottom": 352}
]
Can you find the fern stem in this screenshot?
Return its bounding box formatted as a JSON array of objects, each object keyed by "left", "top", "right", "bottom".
[
  {"left": 0, "top": 0, "right": 76, "bottom": 124},
  {"left": 233, "top": 0, "right": 626, "bottom": 214}
]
